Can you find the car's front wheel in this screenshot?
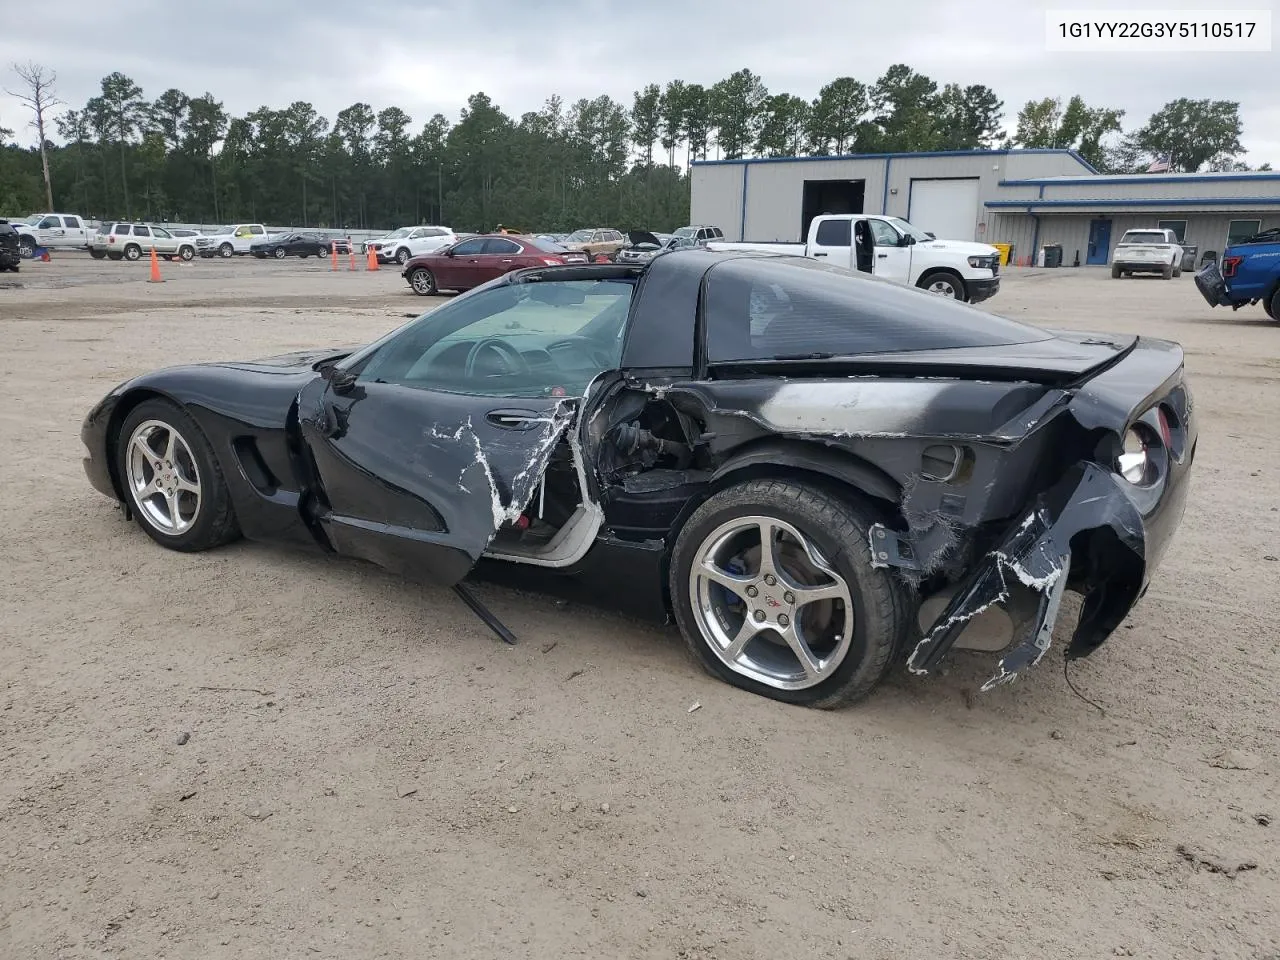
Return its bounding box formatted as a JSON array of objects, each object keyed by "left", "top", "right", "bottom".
[
  {"left": 918, "top": 270, "right": 966, "bottom": 300},
  {"left": 116, "top": 399, "right": 240, "bottom": 552},
  {"left": 670, "top": 479, "right": 908, "bottom": 708},
  {"left": 395, "top": 247, "right": 410, "bottom": 265},
  {"left": 218, "top": 243, "right": 233, "bottom": 258},
  {"left": 408, "top": 267, "right": 437, "bottom": 295}
]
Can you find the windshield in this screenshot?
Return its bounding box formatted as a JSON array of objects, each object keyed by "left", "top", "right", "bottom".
[
  {"left": 208, "top": 226, "right": 231, "bottom": 235},
  {"left": 385, "top": 227, "right": 413, "bottom": 239},
  {"left": 884, "top": 218, "right": 934, "bottom": 242},
  {"left": 673, "top": 227, "right": 697, "bottom": 238},
  {"left": 21, "top": 215, "right": 42, "bottom": 225},
  {"left": 1120, "top": 231, "right": 1171, "bottom": 244},
  {"left": 566, "top": 229, "right": 593, "bottom": 242}
]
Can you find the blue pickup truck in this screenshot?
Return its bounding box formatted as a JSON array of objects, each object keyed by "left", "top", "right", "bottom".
[{"left": 1195, "top": 227, "right": 1280, "bottom": 321}]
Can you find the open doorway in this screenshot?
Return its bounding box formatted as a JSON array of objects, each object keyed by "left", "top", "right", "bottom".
[{"left": 801, "top": 179, "right": 864, "bottom": 240}]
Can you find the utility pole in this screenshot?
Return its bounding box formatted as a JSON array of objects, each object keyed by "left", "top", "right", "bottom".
[{"left": 7, "top": 62, "right": 63, "bottom": 211}]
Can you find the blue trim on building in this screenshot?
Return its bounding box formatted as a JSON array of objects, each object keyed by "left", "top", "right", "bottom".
[
  {"left": 1000, "top": 172, "right": 1280, "bottom": 186},
  {"left": 881, "top": 157, "right": 891, "bottom": 214},
  {"left": 986, "top": 196, "right": 1280, "bottom": 209},
  {"left": 691, "top": 147, "right": 1097, "bottom": 173}
]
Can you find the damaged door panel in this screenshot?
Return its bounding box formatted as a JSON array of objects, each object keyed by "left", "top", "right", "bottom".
[{"left": 296, "top": 375, "right": 574, "bottom": 585}]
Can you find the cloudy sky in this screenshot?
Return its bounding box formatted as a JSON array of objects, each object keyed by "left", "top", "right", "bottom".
[{"left": 2, "top": 0, "right": 1276, "bottom": 164}]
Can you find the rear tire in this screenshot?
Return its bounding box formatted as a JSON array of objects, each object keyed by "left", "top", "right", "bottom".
[
  {"left": 115, "top": 399, "right": 240, "bottom": 552},
  {"left": 669, "top": 479, "right": 909, "bottom": 708},
  {"left": 1161, "top": 263, "right": 1173, "bottom": 279},
  {"left": 123, "top": 244, "right": 142, "bottom": 262},
  {"left": 90, "top": 248, "right": 107, "bottom": 260},
  {"left": 1265, "top": 289, "right": 1279, "bottom": 322}
]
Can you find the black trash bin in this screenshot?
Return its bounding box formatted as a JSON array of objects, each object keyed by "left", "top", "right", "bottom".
[
  {"left": 1042, "top": 244, "right": 1063, "bottom": 268},
  {"left": 1180, "top": 243, "right": 1198, "bottom": 272}
]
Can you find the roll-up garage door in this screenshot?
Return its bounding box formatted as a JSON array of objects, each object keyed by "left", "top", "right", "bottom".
[{"left": 909, "top": 178, "right": 981, "bottom": 241}]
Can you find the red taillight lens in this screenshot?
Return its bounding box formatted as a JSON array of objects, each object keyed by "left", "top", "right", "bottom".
[
  {"left": 108, "top": 236, "right": 115, "bottom": 243},
  {"left": 1222, "top": 255, "right": 1243, "bottom": 277},
  {"left": 541, "top": 257, "right": 564, "bottom": 265}
]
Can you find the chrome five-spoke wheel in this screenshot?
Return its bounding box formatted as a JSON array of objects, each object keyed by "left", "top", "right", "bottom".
[
  {"left": 125, "top": 419, "right": 202, "bottom": 534},
  {"left": 690, "top": 515, "right": 854, "bottom": 690}
]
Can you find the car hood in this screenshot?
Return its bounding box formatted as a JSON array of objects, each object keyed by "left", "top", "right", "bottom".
[
  {"left": 213, "top": 347, "right": 362, "bottom": 372},
  {"left": 627, "top": 230, "right": 663, "bottom": 248},
  {"left": 916, "top": 239, "right": 1000, "bottom": 257}
]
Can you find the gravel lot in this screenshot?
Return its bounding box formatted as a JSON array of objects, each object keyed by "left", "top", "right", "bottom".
[{"left": 3, "top": 253, "right": 1278, "bottom": 960}]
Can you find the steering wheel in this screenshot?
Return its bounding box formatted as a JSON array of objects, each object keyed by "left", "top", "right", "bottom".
[{"left": 465, "top": 338, "right": 529, "bottom": 379}]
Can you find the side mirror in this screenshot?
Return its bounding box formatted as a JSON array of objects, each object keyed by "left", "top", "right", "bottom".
[
  {"left": 444, "top": 247, "right": 456, "bottom": 257},
  {"left": 902, "top": 235, "right": 916, "bottom": 246}
]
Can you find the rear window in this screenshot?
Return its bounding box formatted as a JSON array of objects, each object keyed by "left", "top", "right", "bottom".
[
  {"left": 0, "top": 222, "right": 16, "bottom": 236},
  {"left": 814, "top": 219, "right": 851, "bottom": 246},
  {"left": 1120, "top": 231, "right": 1171, "bottom": 244},
  {"left": 703, "top": 257, "right": 1050, "bottom": 362}
]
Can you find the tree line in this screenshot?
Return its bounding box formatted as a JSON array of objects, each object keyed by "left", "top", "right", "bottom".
[{"left": 0, "top": 62, "right": 1264, "bottom": 233}]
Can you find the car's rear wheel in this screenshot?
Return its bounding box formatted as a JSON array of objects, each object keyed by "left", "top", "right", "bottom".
[
  {"left": 123, "top": 244, "right": 142, "bottom": 261},
  {"left": 670, "top": 479, "right": 908, "bottom": 708},
  {"left": 395, "top": 247, "right": 410, "bottom": 265},
  {"left": 408, "top": 267, "right": 437, "bottom": 295},
  {"left": 918, "top": 270, "right": 966, "bottom": 300},
  {"left": 18, "top": 237, "right": 35, "bottom": 258},
  {"left": 116, "top": 399, "right": 240, "bottom": 552},
  {"left": 90, "top": 248, "right": 107, "bottom": 260},
  {"left": 1266, "top": 289, "right": 1280, "bottom": 322}
]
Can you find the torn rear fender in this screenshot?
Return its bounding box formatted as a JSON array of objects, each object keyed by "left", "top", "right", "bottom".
[{"left": 906, "top": 461, "right": 1148, "bottom": 689}]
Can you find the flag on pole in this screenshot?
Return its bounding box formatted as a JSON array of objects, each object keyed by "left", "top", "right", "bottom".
[{"left": 1145, "top": 154, "right": 1171, "bottom": 173}]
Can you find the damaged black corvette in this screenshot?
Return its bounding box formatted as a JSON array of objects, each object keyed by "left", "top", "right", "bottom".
[{"left": 81, "top": 250, "right": 1196, "bottom": 708}]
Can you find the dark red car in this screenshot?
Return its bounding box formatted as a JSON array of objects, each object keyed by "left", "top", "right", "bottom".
[{"left": 402, "top": 234, "right": 588, "bottom": 296}]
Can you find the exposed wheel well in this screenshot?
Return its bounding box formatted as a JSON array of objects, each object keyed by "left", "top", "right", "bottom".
[{"left": 656, "top": 452, "right": 905, "bottom": 615}]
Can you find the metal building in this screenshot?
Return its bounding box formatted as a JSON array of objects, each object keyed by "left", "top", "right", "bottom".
[{"left": 690, "top": 149, "right": 1280, "bottom": 266}]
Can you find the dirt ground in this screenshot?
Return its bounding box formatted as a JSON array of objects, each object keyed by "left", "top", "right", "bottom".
[{"left": 2, "top": 252, "right": 1278, "bottom": 960}]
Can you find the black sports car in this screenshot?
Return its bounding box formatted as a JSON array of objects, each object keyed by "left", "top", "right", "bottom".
[
  {"left": 249, "top": 232, "right": 343, "bottom": 259},
  {"left": 81, "top": 251, "right": 1196, "bottom": 708}
]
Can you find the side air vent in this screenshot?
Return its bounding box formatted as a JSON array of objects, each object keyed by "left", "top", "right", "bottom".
[{"left": 920, "top": 444, "right": 974, "bottom": 484}]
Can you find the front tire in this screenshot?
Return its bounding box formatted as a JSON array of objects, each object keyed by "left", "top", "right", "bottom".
[
  {"left": 669, "top": 479, "right": 909, "bottom": 708},
  {"left": 274, "top": 246, "right": 287, "bottom": 259},
  {"left": 179, "top": 246, "right": 194, "bottom": 261},
  {"left": 395, "top": 247, "right": 410, "bottom": 265},
  {"left": 918, "top": 270, "right": 966, "bottom": 300},
  {"left": 115, "top": 399, "right": 240, "bottom": 552},
  {"left": 408, "top": 267, "right": 437, "bottom": 296},
  {"left": 1265, "top": 289, "right": 1279, "bottom": 322},
  {"left": 219, "top": 242, "right": 234, "bottom": 258}
]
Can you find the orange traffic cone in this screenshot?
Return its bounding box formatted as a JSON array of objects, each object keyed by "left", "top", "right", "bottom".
[
  {"left": 147, "top": 246, "right": 164, "bottom": 283},
  {"left": 330, "top": 241, "right": 338, "bottom": 271},
  {"left": 366, "top": 246, "right": 379, "bottom": 271}
]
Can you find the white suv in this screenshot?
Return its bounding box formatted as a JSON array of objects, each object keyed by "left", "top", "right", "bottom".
[
  {"left": 1111, "top": 228, "right": 1184, "bottom": 279},
  {"left": 369, "top": 226, "right": 457, "bottom": 265}
]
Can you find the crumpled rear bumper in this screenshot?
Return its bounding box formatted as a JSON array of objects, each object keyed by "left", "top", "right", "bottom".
[{"left": 906, "top": 458, "right": 1190, "bottom": 690}]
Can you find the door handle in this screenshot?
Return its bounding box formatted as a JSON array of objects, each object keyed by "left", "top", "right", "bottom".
[
  {"left": 813, "top": 252, "right": 828, "bottom": 257},
  {"left": 485, "top": 409, "right": 546, "bottom": 430},
  {"left": 501, "top": 259, "right": 513, "bottom": 263},
  {"left": 877, "top": 253, "right": 888, "bottom": 258}
]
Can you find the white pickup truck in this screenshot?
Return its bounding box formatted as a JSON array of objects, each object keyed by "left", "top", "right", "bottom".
[
  {"left": 13, "top": 213, "right": 94, "bottom": 257},
  {"left": 708, "top": 214, "right": 1002, "bottom": 303},
  {"left": 196, "top": 223, "right": 274, "bottom": 258}
]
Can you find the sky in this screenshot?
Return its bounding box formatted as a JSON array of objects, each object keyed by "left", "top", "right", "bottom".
[{"left": 2, "top": 0, "right": 1276, "bottom": 165}]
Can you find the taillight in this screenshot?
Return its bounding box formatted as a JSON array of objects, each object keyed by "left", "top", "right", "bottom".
[
  {"left": 108, "top": 235, "right": 115, "bottom": 243},
  {"left": 541, "top": 257, "right": 564, "bottom": 265},
  {"left": 1222, "top": 255, "right": 1243, "bottom": 277}
]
